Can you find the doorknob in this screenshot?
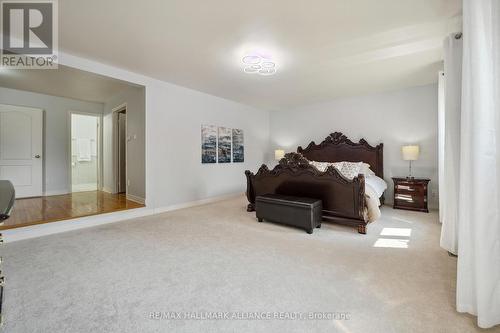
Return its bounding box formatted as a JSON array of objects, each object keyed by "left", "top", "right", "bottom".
[{"left": 34, "top": 155, "right": 41, "bottom": 158}]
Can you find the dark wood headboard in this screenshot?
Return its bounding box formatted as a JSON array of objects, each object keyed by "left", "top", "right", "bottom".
[{"left": 297, "top": 132, "right": 384, "bottom": 179}]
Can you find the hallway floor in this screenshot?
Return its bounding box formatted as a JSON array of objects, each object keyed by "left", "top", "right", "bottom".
[{"left": 1, "top": 191, "right": 144, "bottom": 230}]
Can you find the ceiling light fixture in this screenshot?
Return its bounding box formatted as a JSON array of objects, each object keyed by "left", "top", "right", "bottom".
[
  {"left": 241, "top": 54, "right": 277, "bottom": 76},
  {"left": 259, "top": 68, "right": 276, "bottom": 76},
  {"left": 261, "top": 62, "right": 275, "bottom": 68},
  {"left": 242, "top": 55, "right": 261, "bottom": 64}
]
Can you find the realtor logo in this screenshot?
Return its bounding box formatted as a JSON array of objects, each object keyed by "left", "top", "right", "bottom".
[{"left": 1, "top": 0, "right": 58, "bottom": 68}]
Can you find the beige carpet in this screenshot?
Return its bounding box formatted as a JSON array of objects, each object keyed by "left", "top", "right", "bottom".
[{"left": 0, "top": 196, "right": 494, "bottom": 332}]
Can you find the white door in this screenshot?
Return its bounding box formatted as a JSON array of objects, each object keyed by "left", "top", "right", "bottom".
[{"left": 0, "top": 104, "right": 43, "bottom": 198}]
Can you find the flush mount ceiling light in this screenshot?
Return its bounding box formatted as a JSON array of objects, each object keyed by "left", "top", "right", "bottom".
[
  {"left": 261, "top": 62, "right": 275, "bottom": 68},
  {"left": 241, "top": 54, "right": 277, "bottom": 76},
  {"left": 244, "top": 67, "right": 259, "bottom": 73},
  {"left": 258, "top": 68, "right": 276, "bottom": 76},
  {"left": 242, "top": 55, "right": 262, "bottom": 65}
]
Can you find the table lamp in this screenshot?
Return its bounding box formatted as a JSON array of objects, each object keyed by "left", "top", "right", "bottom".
[
  {"left": 401, "top": 145, "right": 419, "bottom": 179},
  {"left": 274, "top": 149, "right": 285, "bottom": 161}
]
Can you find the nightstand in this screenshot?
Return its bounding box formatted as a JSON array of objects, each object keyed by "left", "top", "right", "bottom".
[{"left": 392, "top": 177, "right": 430, "bottom": 213}]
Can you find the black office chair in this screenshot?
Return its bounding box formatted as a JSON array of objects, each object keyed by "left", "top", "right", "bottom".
[
  {"left": 0, "top": 180, "right": 15, "bottom": 222},
  {"left": 0, "top": 180, "right": 11, "bottom": 325}
]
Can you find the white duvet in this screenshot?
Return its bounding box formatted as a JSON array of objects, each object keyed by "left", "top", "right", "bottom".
[{"left": 364, "top": 175, "right": 387, "bottom": 222}]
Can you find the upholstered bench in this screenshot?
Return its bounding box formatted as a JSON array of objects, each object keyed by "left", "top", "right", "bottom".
[{"left": 255, "top": 194, "right": 322, "bottom": 234}]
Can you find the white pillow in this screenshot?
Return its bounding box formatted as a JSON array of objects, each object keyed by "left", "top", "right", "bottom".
[
  {"left": 309, "top": 160, "right": 368, "bottom": 180},
  {"left": 360, "top": 162, "right": 376, "bottom": 176},
  {"left": 340, "top": 162, "right": 363, "bottom": 180},
  {"left": 309, "top": 161, "right": 343, "bottom": 172}
]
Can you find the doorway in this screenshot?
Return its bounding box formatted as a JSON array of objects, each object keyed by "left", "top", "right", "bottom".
[
  {"left": 70, "top": 112, "right": 101, "bottom": 193},
  {"left": 114, "top": 106, "right": 127, "bottom": 194}
]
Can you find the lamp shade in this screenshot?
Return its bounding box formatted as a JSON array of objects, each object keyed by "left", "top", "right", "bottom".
[
  {"left": 274, "top": 149, "right": 285, "bottom": 160},
  {"left": 401, "top": 145, "right": 420, "bottom": 161}
]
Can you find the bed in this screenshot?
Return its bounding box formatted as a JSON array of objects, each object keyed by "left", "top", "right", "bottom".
[{"left": 245, "top": 132, "right": 386, "bottom": 234}]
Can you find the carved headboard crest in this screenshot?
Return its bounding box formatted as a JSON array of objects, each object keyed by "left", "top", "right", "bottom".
[
  {"left": 278, "top": 152, "right": 310, "bottom": 168},
  {"left": 297, "top": 132, "right": 384, "bottom": 179},
  {"left": 298, "top": 132, "right": 379, "bottom": 152}
]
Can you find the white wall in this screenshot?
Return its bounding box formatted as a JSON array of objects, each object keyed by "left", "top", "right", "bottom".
[
  {"left": 0, "top": 87, "right": 103, "bottom": 195},
  {"left": 58, "top": 53, "right": 270, "bottom": 211},
  {"left": 269, "top": 84, "right": 439, "bottom": 208},
  {"left": 147, "top": 81, "right": 269, "bottom": 208},
  {"left": 103, "top": 86, "right": 146, "bottom": 200}
]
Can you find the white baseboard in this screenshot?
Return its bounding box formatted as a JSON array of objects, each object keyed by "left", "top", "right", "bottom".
[
  {"left": 43, "top": 189, "right": 70, "bottom": 196},
  {"left": 126, "top": 194, "right": 145, "bottom": 204},
  {"left": 2, "top": 192, "right": 244, "bottom": 243},
  {"left": 101, "top": 187, "right": 114, "bottom": 194},
  {"left": 153, "top": 192, "right": 243, "bottom": 214}
]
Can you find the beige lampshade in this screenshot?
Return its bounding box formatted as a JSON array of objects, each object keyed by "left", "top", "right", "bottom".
[
  {"left": 274, "top": 149, "right": 285, "bottom": 160},
  {"left": 402, "top": 145, "right": 420, "bottom": 161}
]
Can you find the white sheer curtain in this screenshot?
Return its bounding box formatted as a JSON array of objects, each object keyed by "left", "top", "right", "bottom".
[
  {"left": 438, "top": 71, "right": 445, "bottom": 223},
  {"left": 456, "top": 0, "right": 500, "bottom": 328},
  {"left": 440, "top": 34, "right": 462, "bottom": 255}
]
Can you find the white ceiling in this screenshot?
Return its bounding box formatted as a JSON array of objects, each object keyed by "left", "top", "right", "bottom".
[
  {"left": 60, "top": 1, "right": 460, "bottom": 109},
  {"left": 0, "top": 65, "right": 137, "bottom": 103}
]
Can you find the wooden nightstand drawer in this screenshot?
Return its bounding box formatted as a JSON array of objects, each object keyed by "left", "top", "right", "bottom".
[
  {"left": 395, "top": 194, "right": 425, "bottom": 208},
  {"left": 392, "top": 177, "right": 430, "bottom": 212},
  {"left": 395, "top": 185, "right": 424, "bottom": 195}
]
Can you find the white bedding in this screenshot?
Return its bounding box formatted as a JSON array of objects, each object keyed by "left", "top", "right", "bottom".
[
  {"left": 364, "top": 176, "right": 387, "bottom": 222},
  {"left": 365, "top": 174, "right": 387, "bottom": 198}
]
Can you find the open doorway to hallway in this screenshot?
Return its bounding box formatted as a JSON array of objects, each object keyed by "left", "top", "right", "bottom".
[
  {"left": 113, "top": 105, "right": 128, "bottom": 194},
  {"left": 0, "top": 64, "right": 146, "bottom": 230},
  {"left": 70, "top": 112, "right": 101, "bottom": 193},
  {"left": 114, "top": 106, "right": 127, "bottom": 194}
]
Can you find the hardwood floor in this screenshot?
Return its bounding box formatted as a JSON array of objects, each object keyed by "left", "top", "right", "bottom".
[{"left": 1, "top": 191, "right": 144, "bottom": 230}]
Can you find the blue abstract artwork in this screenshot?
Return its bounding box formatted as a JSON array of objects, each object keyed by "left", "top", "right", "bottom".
[
  {"left": 201, "top": 125, "right": 217, "bottom": 163},
  {"left": 218, "top": 127, "right": 232, "bottom": 163},
  {"left": 232, "top": 129, "right": 244, "bottom": 162}
]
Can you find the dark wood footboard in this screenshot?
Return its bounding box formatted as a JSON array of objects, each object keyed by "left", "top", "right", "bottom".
[{"left": 245, "top": 153, "right": 367, "bottom": 232}]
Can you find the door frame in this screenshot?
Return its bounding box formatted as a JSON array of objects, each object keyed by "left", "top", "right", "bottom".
[
  {"left": 68, "top": 111, "right": 103, "bottom": 193},
  {"left": 112, "top": 103, "right": 127, "bottom": 195}
]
